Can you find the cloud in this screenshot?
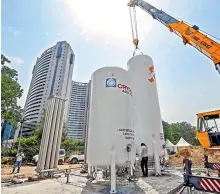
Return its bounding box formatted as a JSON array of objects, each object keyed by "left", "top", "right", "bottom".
[
  {"left": 56, "top": 32, "right": 61, "bottom": 36},
  {"left": 9, "top": 56, "right": 24, "bottom": 66},
  {"left": 8, "top": 27, "right": 20, "bottom": 36},
  {"left": 45, "top": 32, "right": 49, "bottom": 36},
  {"left": 59, "top": 0, "right": 171, "bottom": 48},
  {"left": 2, "top": 53, "right": 24, "bottom": 67}
]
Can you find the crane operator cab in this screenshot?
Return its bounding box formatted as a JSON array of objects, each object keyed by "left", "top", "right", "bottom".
[{"left": 196, "top": 110, "right": 220, "bottom": 149}]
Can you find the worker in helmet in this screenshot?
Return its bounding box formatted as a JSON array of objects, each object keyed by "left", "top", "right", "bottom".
[{"left": 140, "top": 143, "right": 148, "bottom": 177}]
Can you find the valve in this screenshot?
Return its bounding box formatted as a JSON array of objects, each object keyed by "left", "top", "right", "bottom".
[{"left": 126, "top": 144, "right": 132, "bottom": 152}]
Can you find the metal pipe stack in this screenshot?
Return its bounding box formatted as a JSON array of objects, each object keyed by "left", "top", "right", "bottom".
[{"left": 37, "top": 96, "right": 66, "bottom": 173}]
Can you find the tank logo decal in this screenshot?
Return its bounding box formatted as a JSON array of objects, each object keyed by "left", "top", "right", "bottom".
[
  {"left": 106, "top": 78, "right": 116, "bottom": 87},
  {"left": 148, "top": 65, "right": 156, "bottom": 82},
  {"left": 106, "top": 78, "right": 132, "bottom": 96}
]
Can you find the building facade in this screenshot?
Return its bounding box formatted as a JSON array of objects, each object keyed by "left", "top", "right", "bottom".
[
  {"left": 23, "top": 41, "right": 75, "bottom": 137},
  {"left": 67, "top": 80, "right": 91, "bottom": 140}
]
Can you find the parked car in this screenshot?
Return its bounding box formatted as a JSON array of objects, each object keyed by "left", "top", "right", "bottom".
[
  {"left": 32, "top": 149, "right": 66, "bottom": 166},
  {"left": 68, "top": 151, "right": 85, "bottom": 164}
]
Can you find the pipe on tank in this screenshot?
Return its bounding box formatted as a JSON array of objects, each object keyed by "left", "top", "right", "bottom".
[
  {"left": 110, "top": 148, "right": 116, "bottom": 193},
  {"left": 152, "top": 140, "right": 161, "bottom": 176}
]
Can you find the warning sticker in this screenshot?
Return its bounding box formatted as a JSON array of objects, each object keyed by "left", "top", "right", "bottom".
[{"left": 117, "top": 128, "right": 135, "bottom": 140}]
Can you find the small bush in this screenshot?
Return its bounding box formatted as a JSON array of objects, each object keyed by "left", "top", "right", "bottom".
[
  {"left": 1, "top": 157, "right": 15, "bottom": 165},
  {"left": 1, "top": 149, "right": 17, "bottom": 157}
]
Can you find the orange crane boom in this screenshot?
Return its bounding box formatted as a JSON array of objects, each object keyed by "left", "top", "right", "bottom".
[{"left": 128, "top": 0, "right": 220, "bottom": 74}]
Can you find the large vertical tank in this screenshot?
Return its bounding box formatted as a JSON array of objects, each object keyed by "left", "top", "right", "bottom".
[
  {"left": 87, "top": 67, "right": 134, "bottom": 166},
  {"left": 127, "top": 55, "right": 165, "bottom": 158}
]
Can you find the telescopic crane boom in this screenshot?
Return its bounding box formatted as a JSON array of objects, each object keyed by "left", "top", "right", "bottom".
[{"left": 128, "top": 0, "right": 220, "bottom": 74}]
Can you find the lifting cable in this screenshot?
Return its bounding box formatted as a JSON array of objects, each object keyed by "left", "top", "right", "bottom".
[
  {"left": 129, "top": 7, "right": 135, "bottom": 43},
  {"left": 129, "top": 5, "right": 143, "bottom": 56}
]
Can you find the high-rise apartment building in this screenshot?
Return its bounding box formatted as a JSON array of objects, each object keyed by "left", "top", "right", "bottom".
[
  {"left": 23, "top": 41, "right": 74, "bottom": 137},
  {"left": 67, "top": 81, "right": 91, "bottom": 140}
]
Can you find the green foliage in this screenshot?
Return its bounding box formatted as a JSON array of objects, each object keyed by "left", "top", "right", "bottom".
[
  {"left": 1, "top": 149, "right": 17, "bottom": 157},
  {"left": 1, "top": 54, "right": 23, "bottom": 125},
  {"left": 61, "top": 138, "right": 85, "bottom": 154},
  {"left": 1, "top": 157, "right": 14, "bottom": 165},
  {"left": 163, "top": 121, "right": 200, "bottom": 146},
  {"left": 14, "top": 116, "right": 85, "bottom": 162},
  {"left": 1, "top": 54, "right": 11, "bottom": 65},
  {"left": 15, "top": 136, "right": 41, "bottom": 162}
]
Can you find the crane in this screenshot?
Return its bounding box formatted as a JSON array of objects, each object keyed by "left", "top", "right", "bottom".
[
  {"left": 127, "top": 0, "right": 220, "bottom": 151},
  {"left": 127, "top": 0, "right": 220, "bottom": 75},
  {"left": 127, "top": 1, "right": 220, "bottom": 191}
]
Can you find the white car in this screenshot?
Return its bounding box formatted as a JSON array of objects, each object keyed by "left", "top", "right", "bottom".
[
  {"left": 68, "top": 151, "right": 85, "bottom": 164},
  {"left": 32, "top": 149, "right": 66, "bottom": 166}
]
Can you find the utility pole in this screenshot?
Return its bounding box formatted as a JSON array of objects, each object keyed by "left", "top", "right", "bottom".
[{"left": 17, "top": 119, "right": 25, "bottom": 153}]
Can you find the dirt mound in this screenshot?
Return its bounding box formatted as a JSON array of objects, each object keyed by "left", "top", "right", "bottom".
[{"left": 171, "top": 146, "right": 220, "bottom": 167}]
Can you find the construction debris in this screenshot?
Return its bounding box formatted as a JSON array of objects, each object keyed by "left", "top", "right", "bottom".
[{"left": 171, "top": 146, "right": 220, "bottom": 166}]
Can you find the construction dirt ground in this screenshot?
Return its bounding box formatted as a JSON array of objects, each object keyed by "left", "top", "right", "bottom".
[
  {"left": 1, "top": 163, "right": 82, "bottom": 181},
  {"left": 1, "top": 146, "right": 220, "bottom": 194},
  {"left": 171, "top": 146, "right": 220, "bottom": 166}
]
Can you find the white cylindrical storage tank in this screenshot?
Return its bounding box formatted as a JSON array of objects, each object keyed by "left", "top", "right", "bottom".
[
  {"left": 127, "top": 55, "right": 165, "bottom": 158},
  {"left": 87, "top": 67, "right": 134, "bottom": 166}
]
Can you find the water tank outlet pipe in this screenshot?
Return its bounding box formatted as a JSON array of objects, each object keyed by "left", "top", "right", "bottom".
[
  {"left": 110, "top": 148, "right": 117, "bottom": 193},
  {"left": 152, "top": 140, "right": 161, "bottom": 176},
  {"left": 88, "top": 164, "right": 92, "bottom": 176}
]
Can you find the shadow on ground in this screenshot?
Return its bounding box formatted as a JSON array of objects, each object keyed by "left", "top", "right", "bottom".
[{"left": 81, "top": 180, "right": 146, "bottom": 194}]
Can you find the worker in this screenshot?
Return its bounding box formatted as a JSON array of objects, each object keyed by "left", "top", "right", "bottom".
[
  {"left": 183, "top": 150, "right": 192, "bottom": 176},
  {"left": 12, "top": 152, "right": 25, "bottom": 174},
  {"left": 140, "top": 143, "right": 148, "bottom": 177}
]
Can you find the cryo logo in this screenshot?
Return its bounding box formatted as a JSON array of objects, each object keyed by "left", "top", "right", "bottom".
[
  {"left": 118, "top": 84, "right": 132, "bottom": 96},
  {"left": 106, "top": 78, "right": 117, "bottom": 88}
]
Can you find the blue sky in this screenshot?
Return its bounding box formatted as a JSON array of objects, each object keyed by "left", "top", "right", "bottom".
[{"left": 2, "top": 0, "right": 220, "bottom": 124}]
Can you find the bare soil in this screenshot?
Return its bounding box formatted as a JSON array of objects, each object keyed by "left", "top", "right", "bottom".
[
  {"left": 1, "top": 163, "right": 82, "bottom": 181},
  {"left": 171, "top": 146, "right": 220, "bottom": 166}
]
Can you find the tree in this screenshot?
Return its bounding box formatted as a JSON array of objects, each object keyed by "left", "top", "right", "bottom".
[
  {"left": 15, "top": 136, "right": 40, "bottom": 162},
  {"left": 1, "top": 54, "right": 23, "bottom": 125},
  {"left": 1, "top": 54, "right": 11, "bottom": 65},
  {"left": 162, "top": 121, "right": 200, "bottom": 146},
  {"left": 61, "top": 122, "right": 68, "bottom": 142},
  {"left": 162, "top": 121, "right": 173, "bottom": 142}
]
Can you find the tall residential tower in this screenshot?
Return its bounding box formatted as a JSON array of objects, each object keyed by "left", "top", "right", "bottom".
[
  {"left": 67, "top": 81, "right": 91, "bottom": 140},
  {"left": 23, "top": 41, "right": 74, "bottom": 137}
]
